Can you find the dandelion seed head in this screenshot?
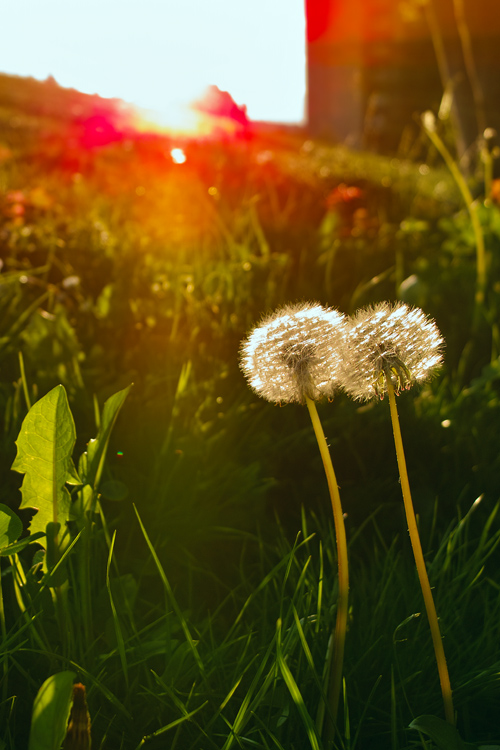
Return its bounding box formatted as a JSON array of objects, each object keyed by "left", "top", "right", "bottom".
[
  {"left": 339, "top": 301, "right": 444, "bottom": 401},
  {"left": 240, "top": 302, "right": 347, "bottom": 404}
]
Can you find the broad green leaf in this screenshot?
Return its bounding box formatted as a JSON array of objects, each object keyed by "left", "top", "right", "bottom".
[
  {"left": 0, "top": 503, "right": 22, "bottom": 549},
  {"left": 71, "top": 482, "right": 94, "bottom": 520},
  {"left": 409, "top": 715, "right": 467, "bottom": 750},
  {"left": 82, "top": 384, "right": 132, "bottom": 490},
  {"left": 11, "top": 385, "right": 80, "bottom": 546},
  {"left": 28, "top": 670, "right": 76, "bottom": 750},
  {"left": 0, "top": 532, "right": 45, "bottom": 556},
  {"left": 0, "top": 503, "right": 45, "bottom": 555}
]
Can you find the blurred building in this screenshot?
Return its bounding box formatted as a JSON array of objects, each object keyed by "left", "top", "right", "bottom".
[{"left": 305, "top": 0, "right": 500, "bottom": 153}]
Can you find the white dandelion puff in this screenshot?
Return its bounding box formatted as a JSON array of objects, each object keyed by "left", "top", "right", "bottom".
[
  {"left": 240, "top": 302, "right": 347, "bottom": 404},
  {"left": 339, "top": 301, "right": 444, "bottom": 401}
]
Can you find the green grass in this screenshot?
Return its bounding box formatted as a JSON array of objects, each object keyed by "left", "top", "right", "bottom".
[{"left": 4, "top": 491, "right": 500, "bottom": 748}]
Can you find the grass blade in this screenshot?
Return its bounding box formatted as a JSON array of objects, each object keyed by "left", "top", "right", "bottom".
[{"left": 275, "top": 618, "right": 322, "bottom": 750}]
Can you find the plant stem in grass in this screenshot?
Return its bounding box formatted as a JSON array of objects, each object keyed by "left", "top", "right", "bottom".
[
  {"left": 305, "top": 395, "right": 349, "bottom": 731},
  {"left": 18, "top": 351, "right": 31, "bottom": 410},
  {"left": 0, "top": 566, "right": 9, "bottom": 724},
  {"left": 386, "top": 378, "right": 455, "bottom": 725},
  {"left": 422, "top": 120, "right": 486, "bottom": 315}
]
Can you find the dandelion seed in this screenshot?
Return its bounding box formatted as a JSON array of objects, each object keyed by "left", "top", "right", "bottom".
[
  {"left": 339, "top": 301, "right": 444, "bottom": 401},
  {"left": 239, "top": 302, "right": 347, "bottom": 404}
]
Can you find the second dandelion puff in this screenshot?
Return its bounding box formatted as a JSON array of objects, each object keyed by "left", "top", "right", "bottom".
[{"left": 339, "top": 301, "right": 444, "bottom": 401}]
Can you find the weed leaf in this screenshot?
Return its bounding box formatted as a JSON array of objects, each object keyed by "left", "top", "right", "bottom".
[
  {"left": 83, "top": 384, "right": 132, "bottom": 489},
  {"left": 12, "top": 385, "right": 80, "bottom": 546},
  {"left": 0, "top": 503, "right": 22, "bottom": 549},
  {"left": 28, "top": 670, "right": 76, "bottom": 750},
  {"left": 0, "top": 502, "right": 45, "bottom": 555},
  {"left": 409, "top": 715, "right": 468, "bottom": 750}
]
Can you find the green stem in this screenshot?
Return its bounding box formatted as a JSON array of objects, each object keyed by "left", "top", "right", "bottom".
[
  {"left": 0, "top": 565, "right": 9, "bottom": 726},
  {"left": 80, "top": 512, "right": 93, "bottom": 651},
  {"left": 386, "top": 380, "right": 454, "bottom": 725},
  {"left": 422, "top": 0, "right": 467, "bottom": 157},
  {"left": 305, "top": 396, "right": 349, "bottom": 731},
  {"left": 483, "top": 144, "right": 494, "bottom": 205},
  {"left": 423, "top": 120, "right": 486, "bottom": 313},
  {"left": 18, "top": 351, "right": 31, "bottom": 411}
]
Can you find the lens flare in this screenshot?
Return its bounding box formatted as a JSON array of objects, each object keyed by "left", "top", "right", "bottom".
[{"left": 170, "top": 147, "right": 187, "bottom": 164}]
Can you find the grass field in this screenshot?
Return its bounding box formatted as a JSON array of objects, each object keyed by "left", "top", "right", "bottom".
[{"left": 1, "top": 72, "right": 500, "bottom": 749}]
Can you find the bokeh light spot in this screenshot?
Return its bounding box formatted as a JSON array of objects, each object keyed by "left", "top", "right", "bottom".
[{"left": 170, "top": 147, "right": 187, "bottom": 164}]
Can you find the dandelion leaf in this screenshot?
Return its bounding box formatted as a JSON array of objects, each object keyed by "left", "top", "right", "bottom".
[
  {"left": 0, "top": 503, "right": 22, "bottom": 550},
  {"left": 0, "top": 501, "right": 44, "bottom": 556},
  {"left": 83, "top": 384, "right": 132, "bottom": 489},
  {"left": 11, "top": 385, "right": 80, "bottom": 546}
]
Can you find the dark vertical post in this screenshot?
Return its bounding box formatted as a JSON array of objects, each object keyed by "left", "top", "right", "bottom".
[{"left": 305, "top": 0, "right": 364, "bottom": 144}]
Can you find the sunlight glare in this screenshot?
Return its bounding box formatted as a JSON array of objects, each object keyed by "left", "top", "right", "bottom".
[
  {"left": 170, "top": 147, "right": 187, "bottom": 164},
  {"left": 1, "top": 0, "right": 306, "bottom": 125},
  {"left": 132, "top": 102, "right": 236, "bottom": 138}
]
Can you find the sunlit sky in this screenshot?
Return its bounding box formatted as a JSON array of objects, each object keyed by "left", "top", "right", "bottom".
[{"left": 1, "top": 0, "right": 306, "bottom": 124}]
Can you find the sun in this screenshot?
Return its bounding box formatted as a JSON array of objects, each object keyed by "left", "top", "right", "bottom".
[
  {"left": 2, "top": 1, "right": 306, "bottom": 127},
  {"left": 130, "top": 86, "right": 250, "bottom": 139}
]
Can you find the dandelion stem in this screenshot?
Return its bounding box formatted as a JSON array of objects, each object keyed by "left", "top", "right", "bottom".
[
  {"left": 386, "top": 379, "right": 455, "bottom": 725},
  {"left": 305, "top": 395, "right": 349, "bottom": 731}
]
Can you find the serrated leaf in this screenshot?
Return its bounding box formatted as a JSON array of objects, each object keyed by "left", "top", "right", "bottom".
[
  {"left": 28, "top": 670, "right": 76, "bottom": 750},
  {"left": 0, "top": 504, "right": 22, "bottom": 550},
  {"left": 11, "top": 385, "right": 80, "bottom": 547},
  {"left": 409, "top": 715, "right": 466, "bottom": 750},
  {"left": 83, "top": 384, "right": 132, "bottom": 490}
]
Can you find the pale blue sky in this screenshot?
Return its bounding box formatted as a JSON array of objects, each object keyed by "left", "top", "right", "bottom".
[{"left": 1, "top": 0, "right": 306, "bottom": 123}]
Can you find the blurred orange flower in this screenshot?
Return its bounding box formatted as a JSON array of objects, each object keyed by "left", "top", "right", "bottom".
[
  {"left": 0, "top": 144, "right": 12, "bottom": 162},
  {"left": 6, "top": 190, "right": 26, "bottom": 204},
  {"left": 28, "top": 187, "right": 54, "bottom": 209},
  {"left": 490, "top": 179, "right": 500, "bottom": 204},
  {"left": 325, "top": 183, "right": 363, "bottom": 209}
]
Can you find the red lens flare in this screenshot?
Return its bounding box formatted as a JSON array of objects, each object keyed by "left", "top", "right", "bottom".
[{"left": 79, "top": 115, "right": 123, "bottom": 149}]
